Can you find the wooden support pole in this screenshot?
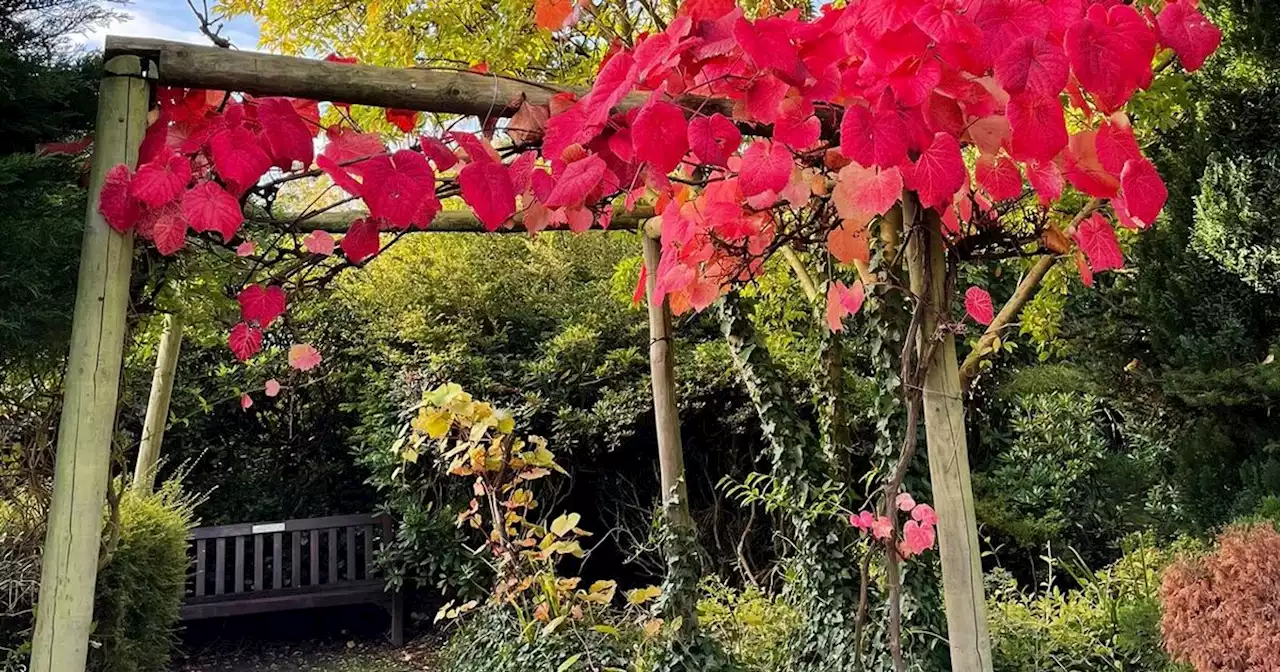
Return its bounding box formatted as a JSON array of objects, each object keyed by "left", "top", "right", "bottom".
[
  {"left": 132, "top": 312, "right": 183, "bottom": 494},
  {"left": 641, "top": 230, "right": 693, "bottom": 531},
  {"left": 905, "top": 210, "right": 993, "bottom": 672},
  {"left": 30, "top": 55, "right": 150, "bottom": 672}
]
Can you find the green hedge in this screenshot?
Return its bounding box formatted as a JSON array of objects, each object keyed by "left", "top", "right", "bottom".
[{"left": 0, "top": 481, "right": 194, "bottom": 672}]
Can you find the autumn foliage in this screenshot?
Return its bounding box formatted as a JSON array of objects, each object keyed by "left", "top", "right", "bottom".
[
  {"left": 94, "top": 0, "right": 1221, "bottom": 361},
  {"left": 1160, "top": 524, "right": 1280, "bottom": 672}
]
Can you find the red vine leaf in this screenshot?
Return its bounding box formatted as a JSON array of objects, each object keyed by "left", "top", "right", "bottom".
[
  {"left": 964, "top": 286, "right": 994, "bottom": 325},
  {"left": 130, "top": 151, "right": 190, "bottom": 208},
  {"left": 738, "top": 140, "right": 792, "bottom": 197},
  {"left": 238, "top": 284, "right": 287, "bottom": 328},
  {"left": 458, "top": 161, "right": 516, "bottom": 230},
  {"left": 544, "top": 155, "right": 607, "bottom": 209},
  {"left": 228, "top": 322, "right": 263, "bottom": 361},
  {"left": 340, "top": 218, "right": 381, "bottom": 263},
  {"left": 1075, "top": 212, "right": 1124, "bottom": 272},
  {"left": 182, "top": 181, "right": 243, "bottom": 242},
  {"left": 99, "top": 164, "right": 139, "bottom": 233}
]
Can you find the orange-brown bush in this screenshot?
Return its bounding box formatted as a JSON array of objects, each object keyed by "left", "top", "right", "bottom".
[{"left": 1160, "top": 523, "right": 1280, "bottom": 672}]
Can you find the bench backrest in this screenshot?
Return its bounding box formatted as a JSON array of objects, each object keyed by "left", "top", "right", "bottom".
[{"left": 187, "top": 513, "right": 389, "bottom": 599}]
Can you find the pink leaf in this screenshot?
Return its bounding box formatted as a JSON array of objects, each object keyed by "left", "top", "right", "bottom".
[
  {"left": 317, "top": 154, "right": 364, "bottom": 197},
  {"left": 288, "top": 343, "right": 322, "bottom": 371},
  {"left": 1119, "top": 157, "right": 1167, "bottom": 227},
  {"left": 99, "top": 164, "right": 139, "bottom": 232},
  {"left": 130, "top": 151, "right": 190, "bottom": 207},
  {"left": 733, "top": 16, "right": 808, "bottom": 85},
  {"left": 632, "top": 99, "right": 689, "bottom": 174},
  {"left": 358, "top": 150, "right": 435, "bottom": 229},
  {"left": 458, "top": 161, "right": 516, "bottom": 230},
  {"left": 738, "top": 140, "right": 792, "bottom": 197},
  {"left": 449, "top": 132, "right": 500, "bottom": 164},
  {"left": 385, "top": 108, "right": 419, "bottom": 133},
  {"left": 257, "top": 97, "right": 315, "bottom": 169},
  {"left": 240, "top": 393, "right": 253, "bottom": 410},
  {"left": 975, "top": 154, "right": 1023, "bottom": 201},
  {"left": 896, "top": 492, "right": 917, "bottom": 512},
  {"left": 1156, "top": 0, "right": 1221, "bottom": 72},
  {"left": 340, "top": 218, "right": 381, "bottom": 263},
  {"left": 965, "top": 286, "right": 995, "bottom": 325},
  {"left": 825, "top": 280, "right": 866, "bottom": 332},
  {"left": 1096, "top": 118, "right": 1142, "bottom": 176},
  {"left": 1007, "top": 93, "right": 1068, "bottom": 163},
  {"left": 210, "top": 127, "right": 272, "bottom": 193},
  {"left": 141, "top": 204, "right": 188, "bottom": 256},
  {"left": 238, "top": 284, "right": 287, "bottom": 328},
  {"left": 904, "top": 132, "right": 966, "bottom": 211},
  {"left": 687, "top": 113, "right": 742, "bottom": 168},
  {"left": 264, "top": 379, "right": 281, "bottom": 397},
  {"left": 912, "top": 503, "right": 938, "bottom": 526},
  {"left": 182, "top": 181, "right": 243, "bottom": 242},
  {"left": 1064, "top": 4, "right": 1156, "bottom": 111},
  {"left": 1074, "top": 212, "right": 1124, "bottom": 272},
  {"left": 323, "top": 127, "right": 384, "bottom": 164},
  {"left": 1026, "top": 159, "right": 1064, "bottom": 206},
  {"left": 544, "top": 155, "right": 608, "bottom": 209},
  {"left": 236, "top": 241, "right": 255, "bottom": 257},
  {"left": 303, "top": 230, "right": 335, "bottom": 255},
  {"left": 419, "top": 136, "right": 459, "bottom": 171},
  {"left": 228, "top": 322, "right": 263, "bottom": 361},
  {"left": 836, "top": 163, "right": 903, "bottom": 216},
  {"left": 840, "top": 102, "right": 908, "bottom": 170},
  {"left": 902, "top": 520, "right": 937, "bottom": 556},
  {"left": 994, "top": 36, "right": 1068, "bottom": 98}
]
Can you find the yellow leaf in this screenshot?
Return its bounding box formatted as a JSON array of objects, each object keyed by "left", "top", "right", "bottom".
[
  {"left": 550, "top": 512, "right": 581, "bottom": 537},
  {"left": 626, "top": 585, "right": 662, "bottom": 605}
]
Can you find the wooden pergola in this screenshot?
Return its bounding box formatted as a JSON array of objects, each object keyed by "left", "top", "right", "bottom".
[{"left": 32, "top": 37, "right": 988, "bottom": 672}]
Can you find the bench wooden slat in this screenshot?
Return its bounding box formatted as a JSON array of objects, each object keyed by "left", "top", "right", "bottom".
[
  {"left": 346, "top": 527, "right": 356, "bottom": 581},
  {"left": 327, "top": 529, "right": 338, "bottom": 584},
  {"left": 291, "top": 531, "right": 301, "bottom": 588},
  {"left": 234, "top": 536, "right": 246, "bottom": 593},
  {"left": 195, "top": 539, "right": 206, "bottom": 596},
  {"left": 273, "top": 532, "right": 283, "bottom": 590},
  {"left": 191, "top": 514, "right": 381, "bottom": 540},
  {"left": 309, "top": 530, "right": 319, "bottom": 585},
  {"left": 363, "top": 525, "right": 373, "bottom": 579},
  {"left": 215, "top": 538, "right": 226, "bottom": 595},
  {"left": 253, "top": 534, "right": 264, "bottom": 590}
]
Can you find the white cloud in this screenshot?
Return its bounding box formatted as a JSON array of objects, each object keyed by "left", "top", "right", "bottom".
[{"left": 73, "top": 3, "right": 259, "bottom": 51}]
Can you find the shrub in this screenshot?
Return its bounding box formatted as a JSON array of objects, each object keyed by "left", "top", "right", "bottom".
[
  {"left": 88, "top": 480, "right": 196, "bottom": 672},
  {"left": 695, "top": 578, "right": 798, "bottom": 672},
  {"left": 1161, "top": 523, "right": 1280, "bottom": 672},
  {"left": 988, "top": 538, "right": 1184, "bottom": 672},
  {"left": 440, "top": 606, "right": 642, "bottom": 672}
]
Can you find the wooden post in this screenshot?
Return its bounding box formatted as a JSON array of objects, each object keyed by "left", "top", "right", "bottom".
[
  {"left": 640, "top": 230, "right": 693, "bottom": 531},
  {"left": 132, "top": 312, "right": 183, "bottom": 494},
  {"left": 29, "top": 55, "right": 150, "bottom": 672},
  {"left": 905, "top": 210, "right": 993, "bottom": 672}
]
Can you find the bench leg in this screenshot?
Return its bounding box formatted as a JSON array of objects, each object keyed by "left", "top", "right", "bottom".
[{"left": 389, "top": 590, "right": 405, "bottom": 647}]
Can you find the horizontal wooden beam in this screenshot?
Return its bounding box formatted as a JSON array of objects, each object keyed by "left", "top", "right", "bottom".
[
  {"left": 262, "top": 207, "right": 651, "bottom": 234},
  {"left": 103, "top": 36, "right": 733, "bottom": 120}
]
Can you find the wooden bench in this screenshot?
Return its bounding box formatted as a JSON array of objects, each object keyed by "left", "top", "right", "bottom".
[{"left": 181, "top": 513, "right": 404, "bottom": 645}]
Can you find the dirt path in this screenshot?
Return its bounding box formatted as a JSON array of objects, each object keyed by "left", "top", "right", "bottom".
[{"left": 174, "top": 636, "right": 440, "bottom": 672}]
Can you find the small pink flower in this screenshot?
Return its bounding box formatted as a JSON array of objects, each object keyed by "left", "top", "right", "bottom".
[
  {"left": 902, "top": 520, "right": 936, "bottom": 556},
  {"left": 849, "top": 510, "right": 875, "bottom": 531},
  {"left": 870, "top": 515, "right": 893, "bottom": 540},
  {"left": 895, "top": 492, "right": 917, "bottom": 512},
  {"left": 911, "top": 503, "right": 938, "bottom": 526}
]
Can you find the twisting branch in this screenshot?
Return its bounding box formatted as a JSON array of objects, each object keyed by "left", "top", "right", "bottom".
[
  {"left": 957, "top": 197, "right": 1102, "bottom": 389},
  {"left": 185, "top": 0, "right": 232, "bottom": 48}
]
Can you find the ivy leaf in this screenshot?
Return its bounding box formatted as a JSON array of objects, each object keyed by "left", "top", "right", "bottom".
[
  {"left": 964, "top": 287, "right": 994, "bottom": 325},
  {"left": 182, "top": 181, "right": 243, "bottom": 242},
  {"left": 228, "top": 322, "right": 263, "bottom": 361},
  {"left": 130, "top": 151, "right": 190, "bottom": 208},
  {"left": 238, "top": 284, "right": 287, "bottom": 328},
  {"left": 1074, "top": 212, "right": 1124, "bottom": 272},
  {"left": 458, "top": 161, "right": 516, "bottom": 230}
]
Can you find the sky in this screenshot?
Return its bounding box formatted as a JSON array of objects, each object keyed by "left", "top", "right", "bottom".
[{"left": 76, "top": 0, "right": 262, "bottom": 51}]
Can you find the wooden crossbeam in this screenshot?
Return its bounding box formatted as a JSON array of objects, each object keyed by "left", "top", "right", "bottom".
[
  {"left": 103, "top": 36, "right": 733, "bottom": 121},
  {"left": 257, "top": 207, "right": 652, "bottom": 234}
]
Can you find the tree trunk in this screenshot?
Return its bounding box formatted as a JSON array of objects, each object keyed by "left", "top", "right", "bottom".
[
  {"left": 905, "top": 209, "right": 993, "bottom": 672},
  {"left": 30, "top": 55, "right": 150, "bottom": 672},
  {"left": 132, "top": 312, "right": 183, "bottom": 494}
]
